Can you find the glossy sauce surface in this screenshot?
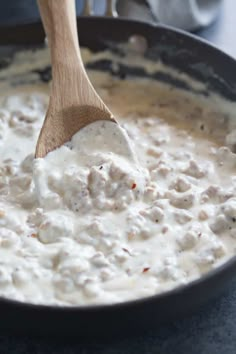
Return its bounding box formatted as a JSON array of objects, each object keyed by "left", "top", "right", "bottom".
[{"left": 0, "top": 48, "right": 236, "bottom": 305}]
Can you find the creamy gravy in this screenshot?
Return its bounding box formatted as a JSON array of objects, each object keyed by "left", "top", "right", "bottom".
[{"left": 0, "top": 48, "right": 236, "bottom": 305}]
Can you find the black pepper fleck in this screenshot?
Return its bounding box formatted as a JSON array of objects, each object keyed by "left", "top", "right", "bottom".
[{"left": 200, "top": 124, "right": 205, "bottom": 131}]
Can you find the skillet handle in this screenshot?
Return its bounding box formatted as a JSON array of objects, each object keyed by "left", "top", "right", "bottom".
[{"left": 82, "top": 0, "right": 118, "bottom": 17}]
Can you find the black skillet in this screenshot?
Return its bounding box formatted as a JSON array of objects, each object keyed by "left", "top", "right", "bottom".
[{"left": 0, "top": 17, "right": 236, "bottom": 338}]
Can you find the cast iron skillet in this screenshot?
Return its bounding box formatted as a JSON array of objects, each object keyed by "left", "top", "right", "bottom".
[{"left": 0, "top": 17, "right": 236, "bottom": 338}]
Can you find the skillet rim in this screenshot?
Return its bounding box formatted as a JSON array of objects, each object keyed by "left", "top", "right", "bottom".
[{"left": 0, "top": 16, "right": 235, "bottom": 315}]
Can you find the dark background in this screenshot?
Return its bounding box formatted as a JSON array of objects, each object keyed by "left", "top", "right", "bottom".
[
  {"left": 0, "top": 0, "right": 236, "bottom": 353},
  {"left": 0, "top": 0, "right": 235, "bottom": 59}
]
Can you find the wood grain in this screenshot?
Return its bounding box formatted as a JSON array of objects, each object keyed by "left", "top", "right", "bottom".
[{"left": 36, "top": 0, "right": 116, "bottom": 158}]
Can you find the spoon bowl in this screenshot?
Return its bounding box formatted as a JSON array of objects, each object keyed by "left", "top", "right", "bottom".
[{"left": 36, "top": 0, "right": 133, "bottom": 159}]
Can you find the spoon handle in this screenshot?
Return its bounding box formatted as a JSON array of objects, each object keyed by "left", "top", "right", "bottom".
[
  {"left": 37, "top": 0, "right": 80, "bottom": 57},
  {"left": 37, "top": 0, "right": 92, "bottom": 107}
]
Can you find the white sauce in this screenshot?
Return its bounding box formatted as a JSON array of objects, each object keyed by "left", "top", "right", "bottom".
[{"left": 0, "top": 48, "right": 236, "bottom": 306}]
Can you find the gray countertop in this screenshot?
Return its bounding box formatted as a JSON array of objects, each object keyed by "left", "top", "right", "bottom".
[
  {"left": 0, "top": 0, "right": 236, "bottom": 353},
  {"left": 2, "top": 278, "right": 236, "bottom": 353}
]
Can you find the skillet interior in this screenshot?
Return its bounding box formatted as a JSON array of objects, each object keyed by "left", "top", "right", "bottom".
[{"left": 0, "top": 17, "right": 236, "bottom": 337}]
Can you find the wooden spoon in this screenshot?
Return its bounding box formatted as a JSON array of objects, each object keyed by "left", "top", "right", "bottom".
[{"left": 36, "top": 0, "right": 133, "bottom": 159}]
